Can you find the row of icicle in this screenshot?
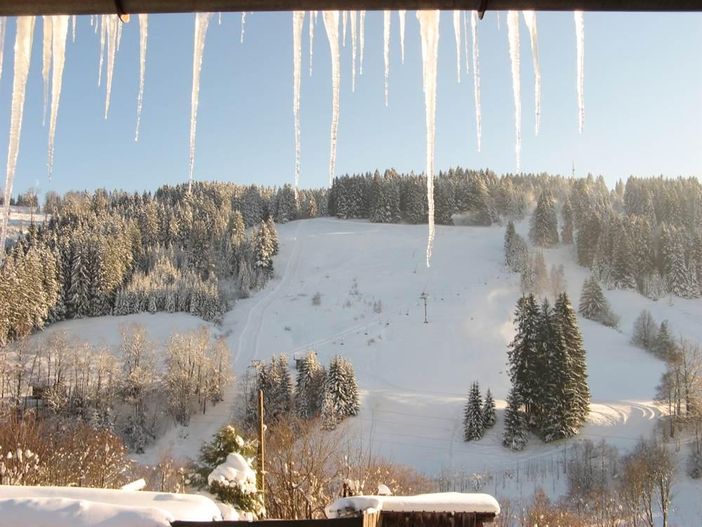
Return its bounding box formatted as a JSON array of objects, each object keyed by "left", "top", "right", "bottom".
[{"left": 0, "top": 11, "right": 586, "bottom": 268}]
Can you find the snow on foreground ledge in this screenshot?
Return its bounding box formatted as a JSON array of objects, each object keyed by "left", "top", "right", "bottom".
[
  {"left": 0, "top": 485, "right": 221, "bottom": 527},
  {"left": 325, "top": 492, "right": 500, "bottom": 518}
]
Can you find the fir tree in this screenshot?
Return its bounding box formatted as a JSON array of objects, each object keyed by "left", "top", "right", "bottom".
[
  {"left": 323, "top": 355, "right": 360, "bottom": 426},
  {"left": 578, "top": 277, "right": 619, "bottom": 328},
  {"left": 295, "top": 352, "right": 326, "bottom": 419},
  {"left": 502, "top": 387, "right": 528, "bottom": 451},
  {"left": 529, "top": 191, "right": 559, "bottom": 247},
  {"left": 482, "top": 388, "right": 497, "bottom": 429},
  {"left": 561, "top": 198, "right": 574, "bottom": 244},
  {"left": 463, "top": 381, "right": 485, "bottom": 441},
  {"left": 631, "top": 310, "right": 657, "bottom": 351}
]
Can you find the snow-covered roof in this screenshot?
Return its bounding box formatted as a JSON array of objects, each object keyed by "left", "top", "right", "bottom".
[
  {"left": 325, "top": 492, "right": 500, "bottom": 518},
  {"left": 0, "top": 485, "right": 222, "bottom": 527}
]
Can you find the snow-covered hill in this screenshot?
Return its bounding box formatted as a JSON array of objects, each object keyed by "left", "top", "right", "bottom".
[{"left": 34, "top": 217, "right": 702, "bottom": 522}]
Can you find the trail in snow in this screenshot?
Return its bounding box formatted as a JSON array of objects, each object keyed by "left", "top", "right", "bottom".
[
  {"left": 452, "top": 10, "right": 461, "bottom": 83},
  {"left": 188, "top": 13, "right": 212, "bottom": 193},
  {"left": 104, "top": 15, "right": 118, "bottom": 118},
  {"left": 42, "top": 17, "right": 52, "bottom": 126},
  {"left": 308, "top": 11, "right": 317, "bottom": 77},
  {"left": 359, "top": 10, "right": 366, "bottom": 75},
  {"left": 522, "top": 11, "right": 541, "bottom": 135},
  {"left": 0, "top": 18, "right": 6, "bottom": 80},
  {"left": 135, "top": 14, "right": 148, "bottom": 141},
  {"left": 293, "top": 11, "right": 304, "bottom": 190},
  {"left": 98, "top": 15, "right": 105, "bottom": 86},
  {"left": 417, "top": 10, "right": 440, "bottom": 268},
  {"left": 471, "top": 11, "right": 482, "bottom": 152},
  {"left": 48, "top": 15, "right": 69, "bottom": 178},
  {"left": 323, "top": 11, "right": 340, "bottom": 186},
  {"left": 1, "top": 17, "right": 36, "bottom": 259},
  {"left": 350, "top": 11, "right": 357, "bottom": 91},
  {"left": 399, "top": 10, "right": 406, "bottom": 64},
  {"left": 575, "top": 11, "right": 585, "bottom": 134},
  {"left": 507, "top": 11, "right": 522, "bottom": 171},
  {"left": 383, "top": 10, "right": 390, "bottom": 107}
]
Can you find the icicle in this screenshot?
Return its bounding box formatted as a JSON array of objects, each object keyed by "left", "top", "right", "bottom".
[
  {"left": 416, "top": 10, "right": 439, "bottom": 268},
  {"left": 1, "top": 17, "right": 36, "bottom": 258},
  {"left": 452, "top": 10, "right": 461, "bottom": 83},
  {"left": 135, "top": 14, "right": 148, "bottom": 141},
  {"left": 218, "top": 12, "right": 222, "bottom": 25},
  {"left": 104, "top": 15, "right": 118, "bottom": 118},
  {"left": 308, "top": 10, "right": 316, "bottom": 76},
  {"left": 470, "top": 11, "right": 482, "bottom": 152},
  {"left": 350, "top": 11, "right": 357, "bottom": 92},
  {"left": 116, "top": 15, "right": 123, "bottom": 52},
  {"left": 359, "top": 10, "right": 366, "bottom": 75},
  {"left": 0, "top": 19, "right": 6, "bottom": 80},
  {"left": 240, "top": 12, "right": 246, "bottom": 44},
  {"left": 383, "top": 10, "right": 390, "bottom": 107},
  {"left": 98, "top": 15, "right": 106, "bottom": 86},
  {"left": 522, "top": 11, "right": 541, "bottom": 135},
  {"left": 507, "top": 11, "right": 521, "bottom": 171},
  {"left": 93, "top": 14, "right": 98, "bottom": 34},
  {"left": 293, "top": 11, "right": 304, "bottom": 190},
  {"left": 188, "top": 13, "right": 212, "bottom": 193},
  {"left": 71, "top": 15, "right": 76, "bottom": 43},
  {"left": 322, "top": 11, "right": 340, "bottom": 186},
  {"left": 463, "top": 11, "right": 470, "bottom": 75},
  {"left": 48, "top": 16, "right": 69, "bottom": 178},
  {"left": 42, "top": 16, "right": 53, "bottom": 127},
  {"left": 342, "top": 11, "right": 347, "bottom": 47},
  {"left": 497, "top": 11, "right": 501, "bottom": 31},
  {"left": 399, "top": 10, "right": 406, "bottom": 64},
  {"left": 575, "top": 11, "right": 585, "bottom": 134}
]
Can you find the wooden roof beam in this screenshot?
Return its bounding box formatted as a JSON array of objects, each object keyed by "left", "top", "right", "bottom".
[{"left": 2, "top": 0, "right": 701, "bottom": 16}]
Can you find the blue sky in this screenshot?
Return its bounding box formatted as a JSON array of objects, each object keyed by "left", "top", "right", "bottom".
[{"left": 0, "top": 11, "right": 700, "bottom": 197}]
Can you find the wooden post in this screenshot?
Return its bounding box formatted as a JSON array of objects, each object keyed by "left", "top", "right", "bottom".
[{"left": 257, "top": 388, "right": 266, "bottom": 511}]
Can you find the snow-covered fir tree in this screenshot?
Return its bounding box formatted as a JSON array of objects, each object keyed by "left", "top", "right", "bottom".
[
  {"left": 322, "top": 355, "right": 360, "bottom": 428},
  {"left": 529, "top": 190, "right": 559, "bottom": 247},
  {"left": 295, "top": 352, "right": 327, "bottom": 420},
  {"left": 482, "top": 388, "right": 497, "bottom": 429},
  {"left": 578, "top": 276, "right": 619, "bottom": 328},
  {"left": 502, "top": 387, "right": 528, "bottom": 451},
  {"left": 463, "top": 381, "right": 485, "bottom": 441},
  {"left": 631, "top": 309, "right": 658, "bottom": 351},
  {"left": 561, "top": 198, "right": 574, "bottom": 244}
]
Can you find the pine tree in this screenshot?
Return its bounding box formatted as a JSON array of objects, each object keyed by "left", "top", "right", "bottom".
[
  {"left": 502, "top": 387, "right": 528, "bottom": 451},
  {"left": 324, "top": 355, "right": 360, "bottom": 425},
  {"left": 463, "top": 381, "right": 485, "bottom": 441},
  {"left": 561, "top": 198, "right": 574, "bottom": 244},
  {"left": 507, "top": 295, "right": 541, "bottom": 418},
  {"left": 529, "top": 191, "right": 559, "bottom": 247},
  {"left": 482, "top": 388, "right": 497, "bottom": 429},
  {"left": 655, "top": 320, "right": 676, "bottom": 360},
  {"left": 578, "top": 277, "right": 619, "bottom": 327},
  {"left": 295, "top": 352, "right": 326, "bottom": 419}
]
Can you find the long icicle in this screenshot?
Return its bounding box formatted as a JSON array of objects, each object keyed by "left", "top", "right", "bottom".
[
  {"left": 1, "top": 17, "right": 36, "bottom": 258},
  {"left": 293, "top": 11, "right": 304, "bottom": 190},
  {"left": 575, "top": 11, "right": 585, "bottom": 134},
  {"left": 42, "top": 16, "right": 53, "bottom": 127},
  {"left": 350, "top": 11, "right": 357, "bottom": 92},
  {"left": 359, "top": 10, "right": 366, "bottom": 75},
  {"left": 98, "top": 15, "right": 105, "bottom": 86},
  {"left": 383, "top": 10, "right": 390, "bottom": 107},
  {"left": 240, "top": 12, "right": 247, "bottom": 43},
  {"left": 463, "top": 11, "right": 470, "bottom": 75},
  {"left": 507, "top": 11, "right": 521, "bottom": 171},
  {"left": 322, "top": 11, "right": 340, "bottom": 186},
  {"left": 452, "top": 10, "right": 461, "bottom": 83},
  {"left": 308, "top": 10, "right": 315, "bottom": 76},
  {"left": 189, "top": 13, "right": 212, "bottom": 193},
  {"left": 522, "top": 11, "right": 541, "bottom": 135},
  {"left": 71, "top": 15, "right": 76, "bottom": 42},
  {"left": 135, "top": 14, "right": 148, "bottom": 141},
  {"left": 104, "top": 15, "right": 118, "bottom": 118},
  {"left": 48, "top": 15, "right": 69, "bottom": 178},
  {"left": 470, "top": 11, "right": 482, "bottom": 152},
  {"left": 342, "top": 10, "right": 347, "bottom": 47},
  {"left": 0, "top": 18, "right": 6, "bottom": 80},
  {"left": 416, "top": 10, "right": 439, "bottom": 268},
  {"left": 398, "top": 10, "right": 406, "bottom": 64}
]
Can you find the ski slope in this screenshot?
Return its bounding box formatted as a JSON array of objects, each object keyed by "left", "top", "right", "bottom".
[{"left": 34, "top": 217, "right": 702, "bottom": 521}]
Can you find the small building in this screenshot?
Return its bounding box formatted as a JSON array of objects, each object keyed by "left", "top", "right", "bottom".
[{"left": 325, "top": 492, "right": 500, "bottom": 527}]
